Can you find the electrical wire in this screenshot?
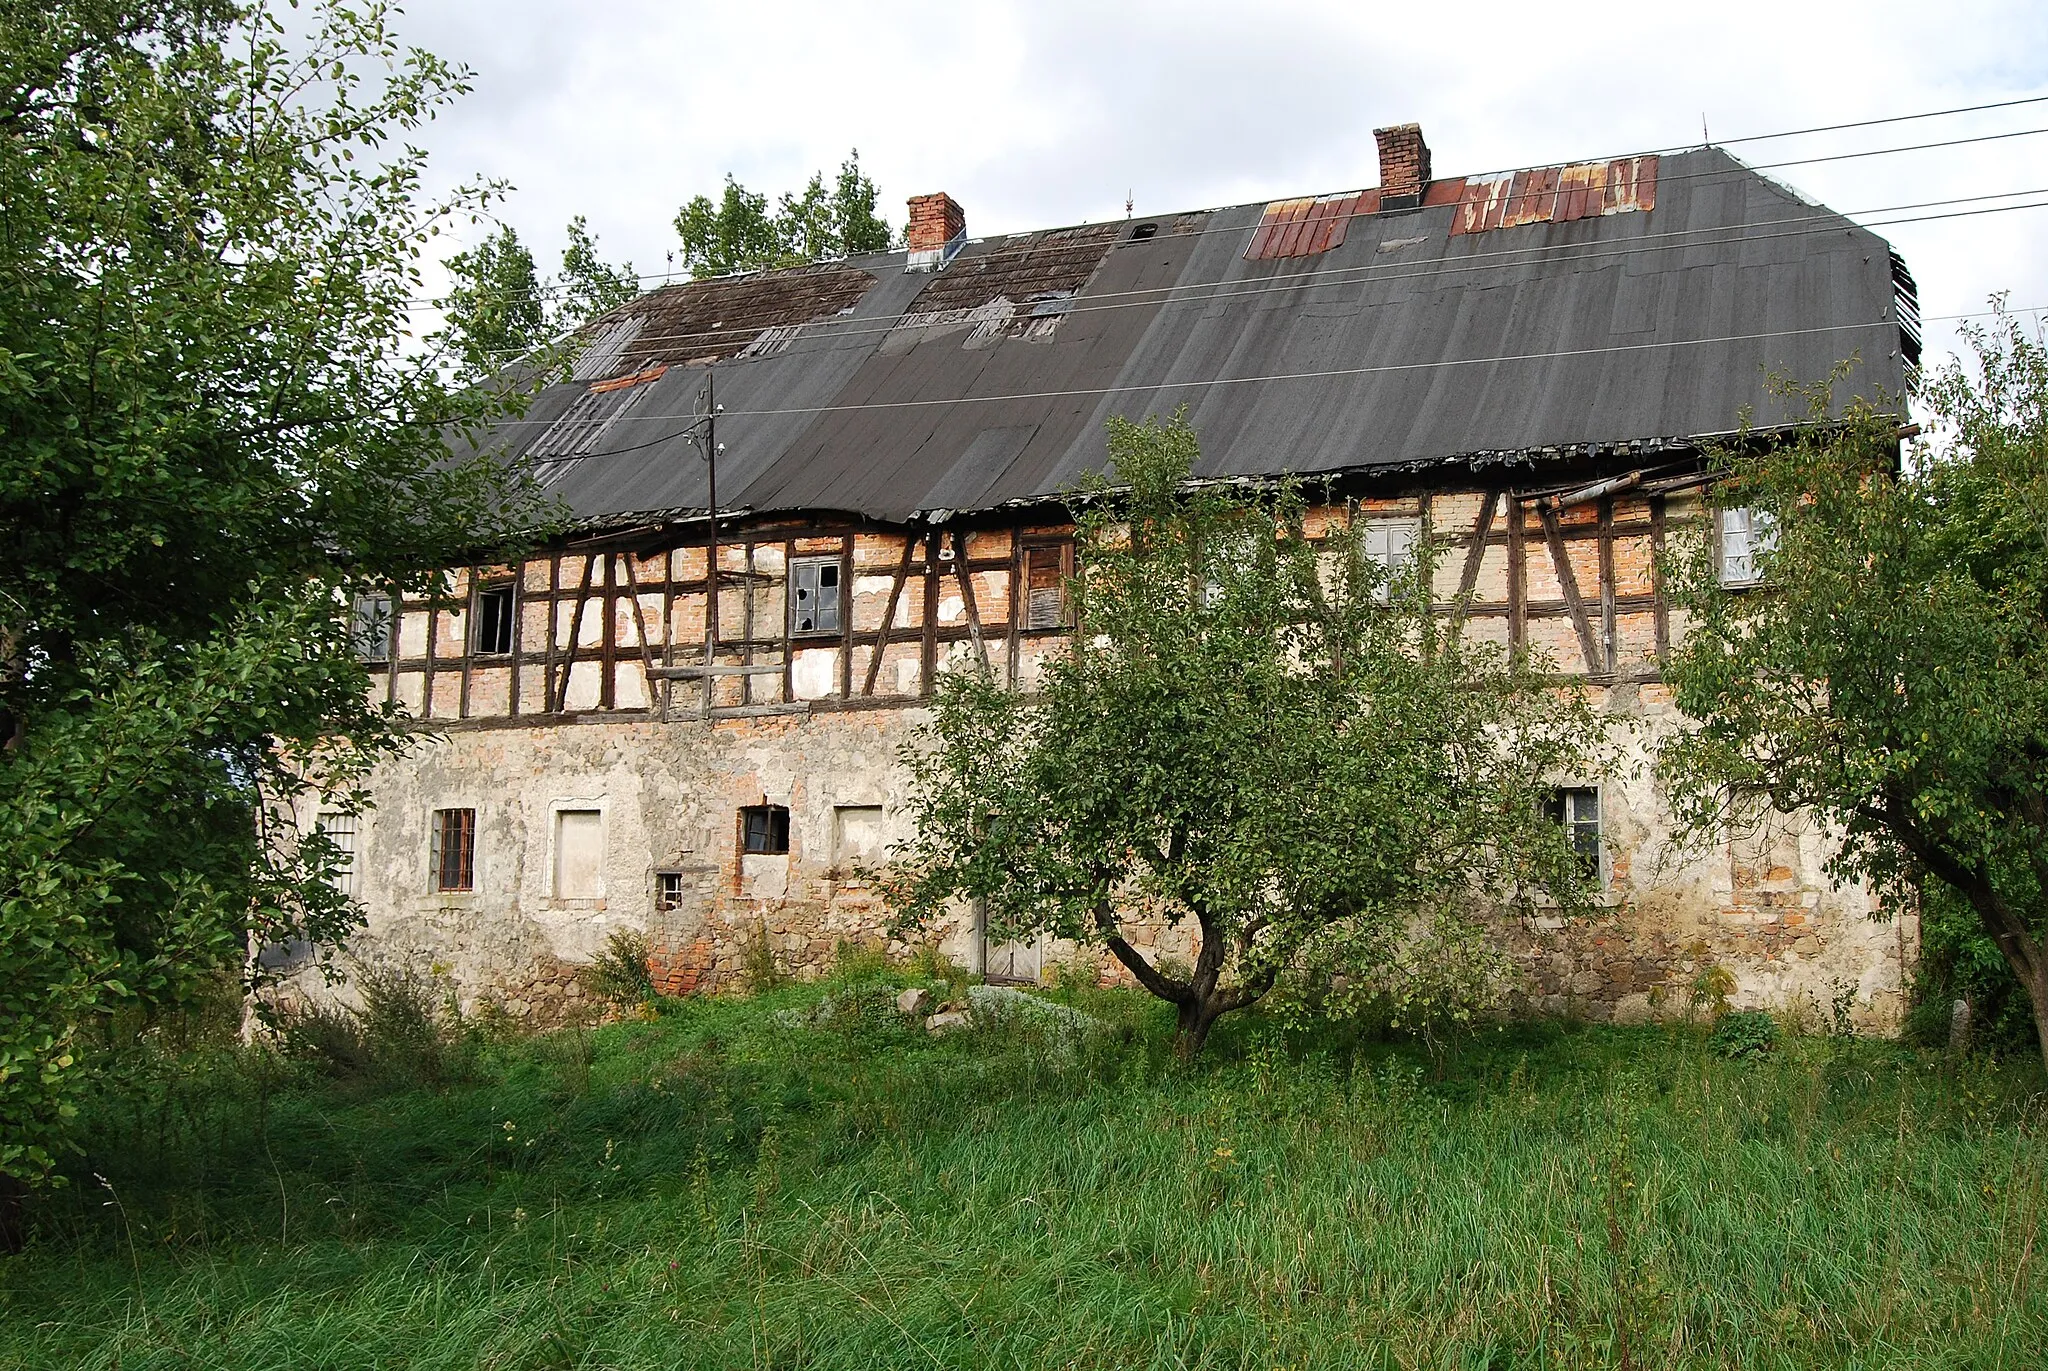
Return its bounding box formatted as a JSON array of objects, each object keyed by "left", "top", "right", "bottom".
[
  {"left": 401, "top": 98, "right": 2048, "bottom": 317},
  {"left": 456, "top": 193, "right": 2048, "bottom": 397},
  {"left": 484, "top": 301, "right": 2043, "bottom": 479}
]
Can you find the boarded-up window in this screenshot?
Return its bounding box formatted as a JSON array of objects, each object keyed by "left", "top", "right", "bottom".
[
  {"left": 1024, "top": 544, "right": 1070, "bottom": 629},
  {"left": 431, "top": 808, "right": 474, "bottom": 892},
  {"left": 474, "top": 584, "right": 515, "bottom": 655},
  {"left": 789, "top": 556, "right": 842, "bottom": 635},
  {"left": 317, "top": 811, "right": 358, "bottom": 896},
  {"left": 554, "top": 809, "right": 603, "bottom": 898}
]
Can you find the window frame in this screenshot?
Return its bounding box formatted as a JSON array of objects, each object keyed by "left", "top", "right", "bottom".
[
  {"left": 1716, "top": 506, "right": 1778, "bottom": 589},
  {"left": 429, "top": 807, "right": 476, "bottom": 893},
  {"left": 787, "top": 555, "right": 844, "bottom": 638},
  {"left": 350, "top": 592, "right": 394, "bottom": 665},
  {"left": 1544, "top": 785, "right": 1604, "bottom": 885},
  {"left": 740, "top": 803, "right": 791, "bottom": 856},
  {"left": 472, "top": 581, "right": 516, "bottom": 657},
  {"left": 1359, "top": 515, "right": 1423, "bottom": 601},
  {"left": 655, "top": 871, "right": 687, "bottom": 913},
  {"left": 315, "top": 811, "right": 359, "bottom": 897}
]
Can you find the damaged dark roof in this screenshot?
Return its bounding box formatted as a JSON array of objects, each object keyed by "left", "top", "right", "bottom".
[{"left": 469, "top": 144, "right": 1916, "bottom": 525}]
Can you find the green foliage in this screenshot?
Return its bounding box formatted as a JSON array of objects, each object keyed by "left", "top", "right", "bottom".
[
  {"left": 1907, "top": 882, "right": 2040, "bottom": 1055},
  {"left": 556, "top": 215, "right": 640, "bottom": 325},
  {"left": 672, "top": 151, "right": 892, "bottom": 279},
  {"left": 272, "top": 960, "right": 475, "bottom": 1090},
  {"left": 1660, "top": 311, "right": 2048, "bottom": 1068},
  {"left": 435, "top": 225, "right": 548, "bottom": 380},
  {"left": 579, "top": 929, "right": 657, "bottom": 1010},
  {"left": 434, "top": 215, "right": 638, "bottom": 382},
  {"left": 10, "top": 992, "right": 2048, "bottom": 1368},
  {"left": 0, "top": 1, "right": 544, "bottom": 1189},
  {"left": 890, "top": 413, "right": 1604, "bottom": 1058},
  {"left": 1709, "top": 1010, "right": 1781, "bottom": 1060}
]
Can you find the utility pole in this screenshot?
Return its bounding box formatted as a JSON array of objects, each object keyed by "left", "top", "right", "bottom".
[{"left": 684, "top": 367, "right": 724, "bottom": 716}]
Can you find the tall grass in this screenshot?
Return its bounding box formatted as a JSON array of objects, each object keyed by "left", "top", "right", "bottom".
[{"left": 3, "top": 978, "right": 2044, "bottom": 1370}]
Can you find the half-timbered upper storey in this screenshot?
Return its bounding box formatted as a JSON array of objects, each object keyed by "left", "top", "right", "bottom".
[{"left": 364, "top": 123, "right": 1918, "bottom": 726}]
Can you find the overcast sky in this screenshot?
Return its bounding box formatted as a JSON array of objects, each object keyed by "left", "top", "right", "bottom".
[{"left": 396, "top": 0, "right": 2048, "bottom": 378}]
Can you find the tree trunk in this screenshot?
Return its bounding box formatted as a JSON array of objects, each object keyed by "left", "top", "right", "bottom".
[
  {"left": 2025, "top": 962, "right": 2048, "bottom": 1075},
  {"left": 1172, "top": 996, "right": 1224, "bottom": 1062}
]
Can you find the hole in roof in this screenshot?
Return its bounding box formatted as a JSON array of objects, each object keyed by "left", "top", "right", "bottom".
[{"left": 1130, "top": 222, "right": 1158, "bottom": 240}]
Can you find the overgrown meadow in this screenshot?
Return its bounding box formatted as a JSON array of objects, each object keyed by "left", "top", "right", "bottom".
[{"left": 3, "top": 959, "right": 2044, "bottom": 1370}]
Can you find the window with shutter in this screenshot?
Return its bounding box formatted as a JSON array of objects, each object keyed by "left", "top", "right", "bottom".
[
  {"left": 1024, "top": 544, "right": 1069, "bottom": 630},
  {"left": 788, "top": 557, "right": 842, "bottom": 635}
]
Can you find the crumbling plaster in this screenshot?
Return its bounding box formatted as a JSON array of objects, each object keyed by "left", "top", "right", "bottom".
[{"left": 309, "top": 679, "right": 1914, "bottom": 1032}]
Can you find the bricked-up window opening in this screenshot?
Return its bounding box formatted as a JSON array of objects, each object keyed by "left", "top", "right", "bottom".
[
  {"left": 553, "top": 809, "right": 603, "bottom": 898},
  {"left": 350, "top": 593, "right": 392, "bottom": 664},
  {"left": 1545, "top": 787, "right": 1601, "bottom": 879},
  {"left": 431, "top": 808, "right": 475, "bottom": 892},
  {"left": 316, "top": 812, "right": 358, "bottom": 896},
  {"left": 473, "top": 583, "right": 515, "bottom": 655},
  {"left": 656, "top": 872, "right": 686, "bottom": 912},
  {"left": 741, "top": 804, "right": 790, "bottom": 855},
  {"left": 1718, "top": 507, "right": 1778, "bottom": 587},
  {"left": 1024, "top": 544, "right": 1070, "bottom": 630},
  {"left": 788, "top": 557, "right": 841, "bottom": 635}
]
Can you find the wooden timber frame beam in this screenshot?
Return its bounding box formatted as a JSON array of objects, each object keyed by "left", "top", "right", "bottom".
[{"left": 1537, "top": 503, "right": 1605, "bottom": 677}]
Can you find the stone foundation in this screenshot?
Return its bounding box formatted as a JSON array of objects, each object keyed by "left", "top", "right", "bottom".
[{"left": 301, "top": 688, "right": 1916, "bottom": 1033}]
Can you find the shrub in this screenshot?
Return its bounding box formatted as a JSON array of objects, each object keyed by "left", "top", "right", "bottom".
[
  {"left": 580, "top": 929, "right": 656, "bottom": 1010},
  {"left": 1709, "top": 1010, "right": 1780, "bottom": 1060}
]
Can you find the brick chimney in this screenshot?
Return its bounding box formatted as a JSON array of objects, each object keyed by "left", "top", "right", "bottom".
[
  {"left": 1373, "top": 124, "right": 1433, "bottom": 210},
  {"left": 906, "top": 192, "right": 966, "bottom": 271}
]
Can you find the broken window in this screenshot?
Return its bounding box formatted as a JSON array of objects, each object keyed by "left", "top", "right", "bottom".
[
  {"left": 1718, "top": 507, "right": 1778, "bottom": 587},
  {"left": 1545, "top": 787, "right": 1602, "bottom": 880},
  {"left": 788, "top": 556, "right": 842, "bottom": 636},
  {"left": 430, "top": 807, "right": 475, "bottom": 892},
  {"left": 1023, "top": 543, "right": 1071, "bottom": 630},
  {"left": 316, "top": 811, "right": 358, "bottom": 897},
  {"left": 473, "top": 583, "right": 515, "bottom": 656},
  {"left": 741, "top": 804, "right": 790, "bottom": 856},
  {"left": 656, "top": 871, "right": 686, "bottom": 912},
  {"left": 552, "top": 808, "right": 603, "bottom": 898},
  {"left": 350, "top": 592, "right": 393, "bottom": 664},
  {"left": 1360, "top": 517, "right": 1421, "bottom": 599}
]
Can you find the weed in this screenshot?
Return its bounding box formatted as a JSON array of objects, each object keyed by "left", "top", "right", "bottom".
[
  {"left": 580, "top": 928, "right": 657, "bottom": 1010},
  {"left": 737, "top": 921, "right": 787, "bottom": 993},
  {"left": 1709, "top": 1010, "right": 1780, "bottom": 1060}
]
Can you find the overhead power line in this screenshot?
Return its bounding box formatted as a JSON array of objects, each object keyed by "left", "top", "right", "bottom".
[
  {"left": 405, "top": 97, "right": 2048, "bottom": 317},
  {"left": 462, "top": 193, "right": 2048, "bottom": 372},
  {"left": 486, "top": 301, "right": 2043, "bottom": 476}
]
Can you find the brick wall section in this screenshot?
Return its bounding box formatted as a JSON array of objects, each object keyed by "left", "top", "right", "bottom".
[
  {"left": 1374, "top": 124, "right": 1433, "bottom": 207},
  {"left": 906, "top": 193, "right": 966, "bottom": 253}
]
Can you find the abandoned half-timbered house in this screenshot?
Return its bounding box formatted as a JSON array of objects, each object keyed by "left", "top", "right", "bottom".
[{"left": 306, "top": 123, "right": 1924, "bottom": 1027}]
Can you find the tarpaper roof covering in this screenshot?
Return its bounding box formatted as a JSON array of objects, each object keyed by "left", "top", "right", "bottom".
[{"left": 471, "top": 146, "right": 1916, "bottom": 526}]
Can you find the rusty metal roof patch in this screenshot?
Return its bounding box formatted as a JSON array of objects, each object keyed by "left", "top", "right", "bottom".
[
  {"left": 1244, "top": 190, "right": 1378, "bottom": 260},
  {"left": 1446, "top": 155, "right": 1658, "bottom": 236}
]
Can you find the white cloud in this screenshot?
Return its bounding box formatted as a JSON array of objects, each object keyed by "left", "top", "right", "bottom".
[{"left": 397, "top": 0, "right": 2048, "bottom": 373}]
